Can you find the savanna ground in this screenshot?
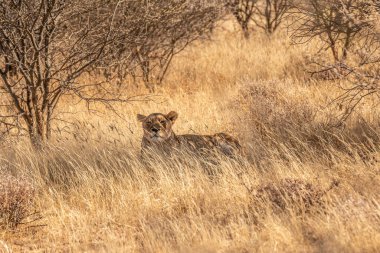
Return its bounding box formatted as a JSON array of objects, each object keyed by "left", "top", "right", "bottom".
[{"left": 1, "top": 22, "right": 380, "bottom": 252}]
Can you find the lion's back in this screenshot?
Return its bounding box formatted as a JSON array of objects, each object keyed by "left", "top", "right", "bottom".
[
  {"left": 212, "top": 133, "right": 242, "bottom": 156},
  {"left": 177, "top": 133, "right": 242, "bottom": 156}
]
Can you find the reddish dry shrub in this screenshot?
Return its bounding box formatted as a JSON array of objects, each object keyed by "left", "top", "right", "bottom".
[{"left": 0, "top": 174, "right": 36, "bottom": 229}]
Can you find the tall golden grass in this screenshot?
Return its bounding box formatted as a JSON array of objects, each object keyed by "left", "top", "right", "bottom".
[{"left": 0, "top": 25, "right": 379, "bottom": 252}]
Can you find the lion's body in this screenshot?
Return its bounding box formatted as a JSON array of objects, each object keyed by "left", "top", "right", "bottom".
[
  {"left": 137, "top": 111, "right": 243, "bottom": 158},
  {"left": 141, "top": 132, "right": 242, "bottom": 157}
]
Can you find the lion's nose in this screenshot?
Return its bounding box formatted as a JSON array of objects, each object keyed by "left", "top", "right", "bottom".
[{"left": 151, "top": 127, "right": 159, "bottom": 133}]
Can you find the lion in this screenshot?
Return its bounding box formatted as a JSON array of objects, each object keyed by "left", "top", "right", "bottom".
[{"left": 137, "top": 111, "right": 243, "bottom": 158}]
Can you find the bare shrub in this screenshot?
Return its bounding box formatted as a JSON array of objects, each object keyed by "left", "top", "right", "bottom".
[
  {"left": 329, "top": 65, "right": 380, "bottom": 124},
  {"left": 290, "top": 1, "right": 380, "bottom": 126},
  {"left": 0, "top": 174, "right": 37, "bottom": 229},
  {"left": 253, "top": 0, "right": 293, "bottom": 34},
  {"left": 104, "top": 0, "right": 224, "bottom": 91},
  {"left": 226, "top": 0, "right": 258, "bottom": 38},
  {"left": 0, "top": 0, "right": 133, "bottom": 147},
  {"left": 291, "top": 0, "right": 374, "bottom": 63},
  {"left": 326, "top": 3, "right": 380, "bottom": 124},
  {"left": 314, "top": 4, "right": 380, "bottom": 126}
]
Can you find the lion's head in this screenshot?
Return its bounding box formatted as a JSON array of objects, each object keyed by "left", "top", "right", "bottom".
[{"left": 137, "top": 111, "right": 178, "bottom": 142}]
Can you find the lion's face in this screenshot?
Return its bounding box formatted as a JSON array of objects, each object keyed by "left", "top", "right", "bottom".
[{"left": 137, "top": 111, "right": 178, "bottom": 142}]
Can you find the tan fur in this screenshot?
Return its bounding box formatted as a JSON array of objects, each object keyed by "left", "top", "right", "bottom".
[{"left": 137, "top": 111, "right": 243, "bottom": 157}]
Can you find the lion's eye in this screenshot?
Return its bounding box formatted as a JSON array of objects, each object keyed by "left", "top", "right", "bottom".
[{"left": 160, "top": 120, "right": 166, "bottom": 125}]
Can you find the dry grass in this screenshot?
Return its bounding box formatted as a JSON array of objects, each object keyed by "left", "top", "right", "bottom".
[{"left": 0, "top": 25, "right": 379, "bottom": 252}]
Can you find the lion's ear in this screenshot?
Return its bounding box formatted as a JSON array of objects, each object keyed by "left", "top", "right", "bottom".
[
  {"left": 166, "top": 111, "right": 178, "bottom": 123},
  {"left": 137, "top": 114, "right": 146, "bottom": 122}
]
